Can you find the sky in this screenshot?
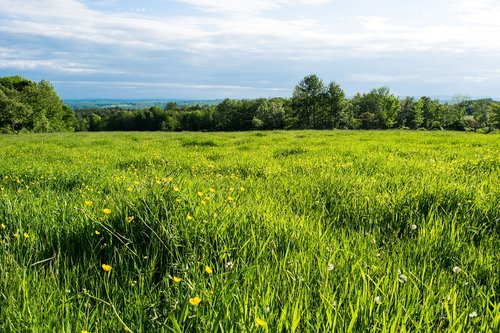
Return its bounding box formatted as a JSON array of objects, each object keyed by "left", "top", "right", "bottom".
[{"left": 1, "top": 0, "right": 499, "bottom": 99}]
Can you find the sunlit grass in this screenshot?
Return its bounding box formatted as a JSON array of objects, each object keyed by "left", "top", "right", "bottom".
[{"left": 0, "top": 130, "right": 498, "bottom": 332}]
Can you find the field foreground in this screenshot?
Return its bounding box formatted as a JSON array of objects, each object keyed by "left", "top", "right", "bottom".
[{"left": 0, "top": 131, "right": 499, "bottom": 332}]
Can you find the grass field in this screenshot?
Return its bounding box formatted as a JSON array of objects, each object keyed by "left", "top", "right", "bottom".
[{"left": 0, "top": 130, "right": 498, "bottom": 332}]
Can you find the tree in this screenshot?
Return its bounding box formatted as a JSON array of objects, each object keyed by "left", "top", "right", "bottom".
[
  {"left": 325, "top": 81, "right": 348, "bottom": 128},
  {"left": 291, "top": 74, "right": 326, "bottom": 129},
  {"left": 489, "top": 103, "right": 500, "bottom": 129},
  {"left": 254, "top": 98, "right": 285, "bottom": 130}
]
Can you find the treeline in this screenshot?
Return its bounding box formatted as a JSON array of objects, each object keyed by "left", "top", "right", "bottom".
[
  {"left": 2, "top": 75, "right": 500, "bottom": 133},
  {"left": 77, "top": 75, "right": 500, "bottom": 132},
  {"left": 0, "top": 76, "right": 77, "bottom": 133}
]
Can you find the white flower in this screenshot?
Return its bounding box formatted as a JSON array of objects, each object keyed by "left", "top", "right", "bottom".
[
  {"left": 265, "top": 306, "right": 270, "bottom": 313},
  {"left": 327, "top": 263, "right": 334, "bottom": 271},
  {"left": 374, "top": 296, "right": 381, "bottom": 304},
  {"left": 398, "top": 270, "right": 408, "bottom": 283},
  {"left": 452, "top": 266, "right": 461, "bottom": 274},
  {"left": 371, "top": 239, "right": 376, "bottom": 244},
  {"left": 469, "top": 311, "right": 478, "bottom": 318},
  {"left": 225, "top": 261, "right": 234, "bottom": 270},
  {"left": 411, "top": 224, "right": 417, "bottom": 230}
]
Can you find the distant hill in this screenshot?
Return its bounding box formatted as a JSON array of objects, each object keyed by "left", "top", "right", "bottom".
[{"left": 64, "top": 99, "right": 223, "bottom": 110}]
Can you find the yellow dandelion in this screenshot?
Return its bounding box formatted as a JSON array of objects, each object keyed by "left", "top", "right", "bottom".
[
  {"left": 209, "top": 188, "right": 216, "bottom": 193},
  {"left": 255, "top": 317, "right": 267, "bottom": 328},
  {"left": 240, "top": 186, "right": 245, "bottom": 192},
  {"left": 95, "top": 230, "right": 101, "bottom": 235},
  {"left": 187, "top": 214, "right": 193, "bottom": 221},
  {"left": 173, "top": 276, "right": 182, "bottom": 283},
  {"left": 101, "top": 264, "right": 112, "bottom": 272},
  {"left": 82, "top": 330, "right": 91, "bottom": 333},
  {"left": 229, "top": 187, "right": 234, "bottom": 192},
  {"left": 23, "top": 232, "right": 29, "bottom": 239},
  {"left": 133, "top": 181, "right": 140, "bottom": 185},
  {"left": 127, "top": 216, "right": 135, "bottom": 223},
  {"left": 126, "top": 187, "right": 133, "bottom": 192},
  {"left": 84, "top": 200, "right": 93, "bottom": 206},
  {"left": 227, "top": 196, "right": 234, "bottom": 201},
  {"left": 102, "top": 208, "right": 112, "bottom": 214},
  {"left": 173, "top": 186, "right": 180, "bottom": 192},
  {"left": 197, "top": 191, "right": 204, "bottom": 197},
  {"left": 13, "top": 232, "right": 20, "bottom": 239},
  {"left": 205, "top": 265, "right": 213, "bottom": 274},
  {"left": 1, "top": 223, "right": 6, "bottom": 229},
  {"left": 189, "top": 296, "right": 202, "bottom": 307},
  {"left": 168, "top": 176, "right": 173, "bottom": 182},
  {"left": 200, "top": 200, "right": 206, "bottom": 205},
  {"left": 155, "top": 179, "right": 162, "bottom": 185},
  {"left": 161, "top": 177, "right": 167, "bottom": 183}
]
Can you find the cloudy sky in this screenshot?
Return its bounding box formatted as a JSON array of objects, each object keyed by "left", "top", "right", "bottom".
[{"left": 1, "top": 0, "right": 499, "bottom": 99}]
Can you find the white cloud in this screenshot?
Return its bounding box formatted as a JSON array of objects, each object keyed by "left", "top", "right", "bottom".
[{"left": 176, "top": 0, "right": 330, "bottom": 14}]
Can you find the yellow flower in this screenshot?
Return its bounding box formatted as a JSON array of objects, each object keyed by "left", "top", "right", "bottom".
[
  {"left": 13, "top": 232, "right": 20, "bottom": 239},
  {"left": 255, "top": 317, "right": 267, "bottom": 328},
  {"left": 95, "top": 230, "right": 101, "bottom": 235},
  {"left": 82, "top": 330, "right": 91, "bottom": 333},
  {"left": 102, "top": 208, "right": 112, "bottom": 214},
  {"left": 173, "top": 186, "right": 180, "bottom": 192},
  {"left": 23, "top": 232, "right": 29, "bottom": 239},
  {"left": 168, "top": 176, "right": 173, "bottom": 182},
  {"left": 189, "top": 296, "right": 202, "bottom": 307},
  {"left": 213, "top": 213, "right": 218, "bottom": 219},
  {"left": 84, "top": 200, "right": 93, "bottom": 206},
  {"left": 229, "top": 187, "right": 234, "bottom": 192},
  {"left": 227, "top": 196, "right": 234, "bottom": 201},
  {"left": 1, "top": 223, "right": 5, "bottom": 229},
  {"left": 101, "top": 264, "right": 112, "bottom": 272},
  {"left": 173, "top": 276, "right": 182, "bottom": 283},
  {"left": 126, "top": 187, "right": 133, "bottom": 192},
  {"left": 205, "top": 265, "right": 213, "bottom": 274},
  {"left": 155, "top": 179, "right": 162, "bottom": 185},
  {"left": 209, "top": 188, "right": 216, "bottom": 193},
  {"left": 127, "top": 216, "right": 135, "bottom": 223},
  {"left": 197, "top": 191, "right": 204, "bottom": 197},
  {"left": 240, "top": 186, "right": 245, "bottom": 192},
  {"left": 186, "top": 214, "right": 193, "bottom": 221},
  {"left": 200, "top": 200, "right": 206, "bottom": 205}
]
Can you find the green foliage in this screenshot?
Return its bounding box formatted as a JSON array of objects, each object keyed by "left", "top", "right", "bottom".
[
  {"left": 0, "top": 76, "right": 76, "bottom": 133},
  {"left": 0, "top": 131, "right": 498, "bottom": 331}
]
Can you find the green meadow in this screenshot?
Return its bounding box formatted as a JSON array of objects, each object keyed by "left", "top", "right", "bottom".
[{"left": 0, "top": 130, "right": 498, "bottom": 332}]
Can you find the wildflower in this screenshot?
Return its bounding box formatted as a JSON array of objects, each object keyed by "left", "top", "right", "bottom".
[
  {"left": 225, "top": 261, "right": 234, "bottom": 270},
  {"left": 84, "top": 200, "right": 93, "bottom": 206},
  {"left": 95, "top": 230, "right": 100, "bottom": 235},
  {"left": 205, "top": 265, "right": 213, "bottom": 274},
  {"left": 209, "top": 188, "right": 216, "bottom": 193},
  {"left": 229, "top": 187, "right": 234, "bottom": 192},
  {"left": 452, "top": 266, "right": 461, "bottom": 274},
  {"left": 127, "top": 216, "right": 134, "bottom": 223},
  {"left": 168, "top": 176, "right": 173, "bottom": 182},
  {"left": 327, "top": 263, "right": 334, "bottom": 271},
  {"left": 1, "top": 223, "right": 6, "bottom": 229},
  {"left": 82, "top": 330, "right": 91, "bottom": 333},
  {"left": 173, "top": 186, "right": 180, "bottom": 192},
  {"left": 126, "top": 187, "right": 133, "bottom": 192},
  {"left": 375, "top": 296, "right": 382, "bottom": 304},
  {"left": 134, "top": 181, "right": 140, "bottom": 185},
  {"left": 189, "top": 296, "right": 202, "bottom": 307},
  {"left": 101, "top": 264, "right": 112, "bottom": 272},
  {"left": 200, "top": 200, "right": 206, "bottom": 205},
  {"left": 410, "top": 224, "right": 417, "bottom": 230},
  {"left": 23, "top": 232, "right": 29, "bottom": 239},
  {"left": 213, "top": 213, "right": 218, "bottom": 219},
  {"left": 102, "top": 208, "right": 111, "bottom": 215},
  {"left": 469, "top": 311, "right": 478, "bottom": 318},
  {"left": 13, "top": 232, "right": 20, "bottom": 239},
  {"left": 240, "top": 186, "right": 245, "bottom": 192},
  {"left": 173, "top": 276, "right": 182, "bottom": 283},
  {"left": 398, "top": 270, "right": 408, "bottom": 283},
  {"left": 227, "top": 196, "right": 234, "bottom": 201},
  {"left": 255, "top": 317, "right": 267, "bottom": 328},
  {"left": 265, "top": 306, "right": 270, "bottom": 313},
  {"left": 155, "top": 179, "right": 162, "bottom": 185},
  {"left": 186, "top": 214, "right": 193, "bottom": 221},
  {"left": 197, "top": 191, "right": 204, "bottom": 197}
]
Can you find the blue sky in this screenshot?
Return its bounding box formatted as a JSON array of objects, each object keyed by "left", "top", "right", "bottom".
[{"left": 1, "top": 0, "right": 499, "bottom": 99}]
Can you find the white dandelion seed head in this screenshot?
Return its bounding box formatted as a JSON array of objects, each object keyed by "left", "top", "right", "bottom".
[
  {"left": 469, "top": 311, "right": 478, "bottom": 318},
  {"left": 225, "top": 261, "right": 234, "bottom": 270},
  {"left": 398, "top": 273, "right": 408, "bottom": 284},
  {"left": 266, "top": 306, "right": 270, "bottom": 313},
  {"left": 374, "top": 296, "right": 381, "bottom": 304},
  {"left": 411, "top": 224, "right": 417, "bottom": 230},
  {"left": 327, "top": 263, "right": 334, "bottom": 271},
  {"left": 452, "top": 266, "right": 461, "bottom": 274}
]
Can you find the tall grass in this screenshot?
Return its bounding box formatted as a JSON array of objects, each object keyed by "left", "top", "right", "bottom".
[{"left": 0, "top": 130, "right": 498, "bottom": 332}]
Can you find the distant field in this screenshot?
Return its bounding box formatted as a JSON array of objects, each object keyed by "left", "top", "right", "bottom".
[{"left": 0, "top": 131, "right": 498, "bottom": 332}]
